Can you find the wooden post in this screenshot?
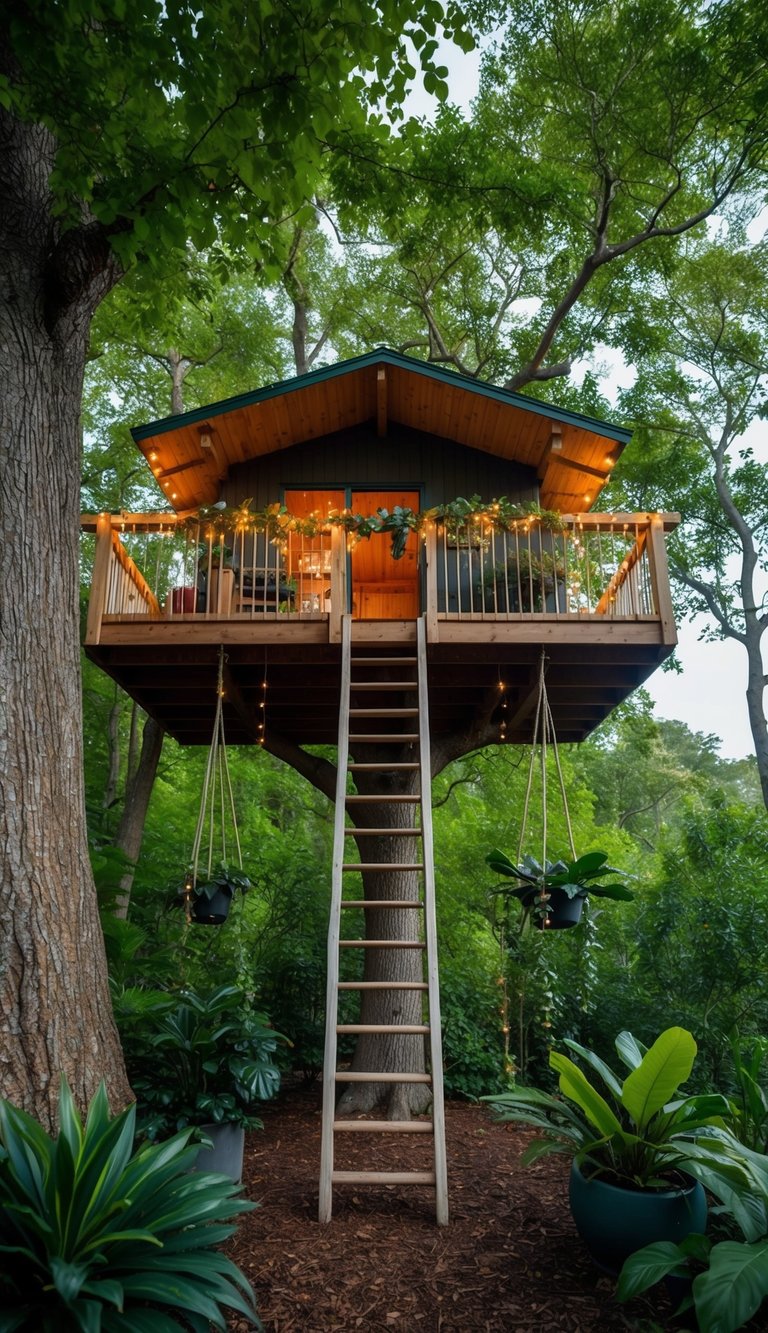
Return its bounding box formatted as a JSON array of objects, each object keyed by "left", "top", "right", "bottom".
[
  {"left": 328, "top": 525, "right": 346, "bottom": 644},
  {"left": 423, "top": 525, "right": 438, "bottom": 643},
  {"left": 84, "top": 513, "right": 114, "bottom": 645},
  {"left": 647, "top": 516, "right": 677, "bottom": 646}
]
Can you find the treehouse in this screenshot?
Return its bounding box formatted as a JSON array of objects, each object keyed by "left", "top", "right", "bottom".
[
  {"left": 82, "top": 348, "right": 679, "bottom": 1225},
  {"left": 83, "top": 348, "right": 677, "bottom": 742}
]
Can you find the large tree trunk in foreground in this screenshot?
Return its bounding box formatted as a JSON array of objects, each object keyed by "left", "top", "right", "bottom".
[{"left": 0, "top": 96, "right": 131, "bottom": 1126}]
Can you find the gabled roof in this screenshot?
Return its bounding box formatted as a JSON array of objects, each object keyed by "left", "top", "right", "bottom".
[{"left": 131, "top": 348, "right": 631, "bottom": 513}]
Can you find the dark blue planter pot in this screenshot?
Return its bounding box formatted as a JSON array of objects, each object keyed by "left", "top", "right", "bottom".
[
  {"left": 192, "top": 885, "right": 233, "bottom": 925},
  {"left": 537, "top": 887, "right": 584, "bottom": 930},
  {"left": 569, "top": 1161, "right": 707, "bottom": 1275}
]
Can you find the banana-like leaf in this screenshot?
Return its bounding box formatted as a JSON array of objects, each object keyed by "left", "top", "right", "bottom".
[
  {"left": 615, "top": 1030, "right": 648, "bottom": 1071},
  {"left": 621, "top": 1028, "right": 697, "bottom": 1130},
  {"left": 550, "top": 1051, "right": 623, "bottom": 1137},
  {"left": 562, "top": 1039, "right": 623, "bottom": 1100}
]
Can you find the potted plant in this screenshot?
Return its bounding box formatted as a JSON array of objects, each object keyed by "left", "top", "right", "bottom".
[
  {"left": 479, "top": 546, "right": 568, "bottom": 613},
  {"left": 483, "top": 1027, "right": 746, "bottom": 1274},
  {"left": 0, "top": 1075, "right": 260, "bottom": 1330},
  {"left": 114, "top": 983, "right": 284, "bottom": 1182},
  {"left": 185, "top": 864, "right": 251, "bottom": 925},
  {"left": 486, "top": 848, "right": 634, "bottom": 929}
]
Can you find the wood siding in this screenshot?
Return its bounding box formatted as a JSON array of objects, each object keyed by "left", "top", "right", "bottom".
[{"left": 223, "top": 423, "right": 538, "bottom": 511}]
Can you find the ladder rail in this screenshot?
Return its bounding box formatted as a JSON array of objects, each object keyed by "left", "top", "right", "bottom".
[
  {"left": 319, "top": 621, "right": 448, "bottom": 1226},
  {"left": 417, "top": 615, "right": 449, "bottom": 1225},
  {"left": 318, "top": 614, "right": 352, "bottom": 1223}
]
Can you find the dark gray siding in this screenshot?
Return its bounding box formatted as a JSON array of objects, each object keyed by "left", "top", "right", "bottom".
[{"left": 222, "top": 421, "right": 538, "bottom": 509}]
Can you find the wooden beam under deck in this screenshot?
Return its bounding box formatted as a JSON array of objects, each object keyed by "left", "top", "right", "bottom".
[{"left": 87, "top": 617, "right": 672, "bottom": 748}]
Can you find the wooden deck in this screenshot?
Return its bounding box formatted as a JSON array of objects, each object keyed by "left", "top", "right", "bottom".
[
  {"left": 83, "top": 510, "right": 678, "bottom": 745},
  {"left": 86, "top": 619, "right": 672, "bottom": 746}
]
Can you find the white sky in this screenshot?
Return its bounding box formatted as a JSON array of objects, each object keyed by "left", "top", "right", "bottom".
[{"left": 405, "top": 36, "right": 764, "bottom": 763}]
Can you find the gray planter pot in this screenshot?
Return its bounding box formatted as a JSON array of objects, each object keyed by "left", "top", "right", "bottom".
[{"left": 194, "top": 1122, "right": 245, "bottom": 1183}]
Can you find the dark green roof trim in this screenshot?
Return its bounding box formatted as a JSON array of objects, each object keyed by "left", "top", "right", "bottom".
[{"left": 130, "top": 347, "right": 632, "bottom": 446}]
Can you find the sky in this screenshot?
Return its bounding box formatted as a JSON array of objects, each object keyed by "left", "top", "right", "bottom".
[{"left": 400, "top": 30, "right": 765, "bottom": 763}]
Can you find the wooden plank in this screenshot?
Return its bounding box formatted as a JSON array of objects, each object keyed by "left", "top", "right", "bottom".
[
  {"left": 333, "top": 1120, "right": 433, "bottom": 1133},
  {"left": 336, "top": 1024, "right": 430, "bottom": 1034},
  {"left": 84, "top": 513, "right": 113, "bottom": 645},
  {"left": 319, "top": 614, "right": 352, "bottom": 1225},
  {"left": 647, "top": 516, "right": 677, "bottom": 646},
  {"left": 349, "top": 733, "right": 419, "bottom": 742},
  {"left": 338, "top": 940, "right": 426, "bottom": 948},
  {"left": 418, "top": 616, "right": 449, "bottom": 1225},
  {"left": 335, "top": 1072, "right": 432, "bottom": 1083},
  {"left": 340, "top": 900, "right": 424, "bottom": 908},
  {"left": 337, "top": 981, "right": 428, "bottom": 990},
  {"left": 332, "top": 1171, "right": 436, "bottom": 1185},
  {"left": 424, "top": 524, "right": 439, "bottom": 642}
]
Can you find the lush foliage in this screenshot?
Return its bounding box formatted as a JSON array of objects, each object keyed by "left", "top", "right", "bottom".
[
  {"left": 0, "top": 1077, "right": 258, "bottom": 1332},
  {"left": 114, "top": 984, "right": 282, "bottom": 1138},
  {"left": 484, "top": 1027, "right": 741, "bottom": 1195},
  {"left": 487, "top": 848, "right": 634, "bottom": 926}
]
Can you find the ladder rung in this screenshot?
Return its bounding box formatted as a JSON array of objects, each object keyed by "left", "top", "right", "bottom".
[
  {"left": 342, "top": 863, "right": 423, "bottom": 871},
  {"left": 348, "top": 763, "right": 419, "bottom": 771},
  {"left": 351, "top": 682, "right": 417, "bottom": 690},
  {"left": 340, "top": 900, "right": 424, "bottom": 909},
  {"left": 349, "top": 708, "right": 420, "bottom": 717},
  {"left": 335, "top": 1072, "right": 432, "bottom": 1083},
  {"left": 349, "top": 734, "right": 419, "bottom": 743},
  {"left": 332, "top": 1170, "right": 436, "bottom": 1185},
  {"left": 337, "top": 1024, "right": 430, "bottom": 1034},
  {"left": 338, "top": 981, "right": 428, "bottom": 990},
  {"left": 338, "top": 939, "right": 426, "bottom": 948},
  {"left": 333, "top": 1120, "right": 433, "bottom": 1134},
  {"left": 344, "top": 828, "right": 420, "bottom": 836},
  {"left": 351, "top": 657, "right": 417, "bottom": 665},
  {"left": 346, "top": 794, "right": 420, "bottom": 802}
]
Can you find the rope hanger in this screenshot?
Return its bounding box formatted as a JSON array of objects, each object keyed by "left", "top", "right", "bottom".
[
  {"left": 187, "top": 647, "right": 243, "bottom": 919},
  {"left": 516, "top": 648, "right": 577, "bottom": 869}
]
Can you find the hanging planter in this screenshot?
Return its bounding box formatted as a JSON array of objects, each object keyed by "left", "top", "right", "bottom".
[
  {"left": 189, "top": 869, "right": 252, "bottom": 925},
  {"left": 181, "top": 648, "right": 251, "bottom": 928},
  {"left": 487, "top": 850, "right": 633, "bottom": 931},
  {"left": 486, "top": 651, "right": 634, "bottom": 931}
]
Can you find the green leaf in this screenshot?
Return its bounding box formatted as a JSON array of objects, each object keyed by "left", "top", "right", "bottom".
[
  {"left": 617, "top": 1240, "right": 690, "bottom": 1302},
  {"left": 621, "top": 1028, "right": 697, "bottom": 1130},
  {"left": 550, "top": 1051, "right": 623, "bottom": 1138},
  {"left": 615, "top": 1031, "right": 648, "bottom": 1071},
  {"left": 694, "top": 1241, "right": 768, "bottom": 1333}
]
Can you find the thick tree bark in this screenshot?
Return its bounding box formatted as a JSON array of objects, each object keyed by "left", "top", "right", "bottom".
[
  {"left": 113, "top": 714, "right": 165, "bottom": 918},
  {"left": 0, "top": 93, "right": 131, "bottom": 1124}
]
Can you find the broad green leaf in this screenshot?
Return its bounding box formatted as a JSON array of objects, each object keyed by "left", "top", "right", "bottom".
[
  {"left": 615, "top": 1031, "right": 648, "bottom": 1071},
  {"left": 694, "top": 1241, "right": 768, "bottom": 1333},
  {"left": 621, "top": 1028, "right": 697, "bottom": 1130},
  {"left": 550, "top": 1051, "right": 623, "bottom": 1138},
  {"left": 562, "top": 1040, "right": 623, "bottom": 1100},
  {"left": 617, "top": 1240, "right": 689, "bottom": 1301}
]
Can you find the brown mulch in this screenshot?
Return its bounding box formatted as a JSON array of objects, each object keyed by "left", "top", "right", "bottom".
[{"left": 226, "top": 1083, "right": 682, "bottom": 1333}]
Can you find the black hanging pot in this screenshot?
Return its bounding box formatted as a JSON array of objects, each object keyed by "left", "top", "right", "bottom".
[
  {"left": 191, "top": 883, "right": 234, "bottom": 926},
  {"left": 528, "top": 887, "right": 585, "bottom": 930}
]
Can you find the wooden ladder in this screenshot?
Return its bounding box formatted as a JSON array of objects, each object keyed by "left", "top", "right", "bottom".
[{"left": 318, "top": 615, "right": 448, "bottom": 1224}]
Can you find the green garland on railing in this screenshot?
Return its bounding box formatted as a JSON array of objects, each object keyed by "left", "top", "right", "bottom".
[{"left": 185, "top": 495, "right": 564, "bottom": 561}]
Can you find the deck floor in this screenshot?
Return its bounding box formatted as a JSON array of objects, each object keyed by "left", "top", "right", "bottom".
[{"left": 87, "top": 618, "right": 672, "bottom": 746}]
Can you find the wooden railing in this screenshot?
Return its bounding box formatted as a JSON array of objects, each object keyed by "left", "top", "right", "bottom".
[
  {"left": 423, "top": 512, "right": 677, "bottom": 642},
  {"left": 83, "top": 510, "right": 678, "bottom": 646}
]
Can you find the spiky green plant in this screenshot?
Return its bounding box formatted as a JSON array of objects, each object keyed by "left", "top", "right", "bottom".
[{"left": 0, "top": 1076, "right": 260, "bottom": 1332}]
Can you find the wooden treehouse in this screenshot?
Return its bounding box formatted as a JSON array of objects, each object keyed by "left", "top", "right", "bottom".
[{"left": 82, "top": 348, "right": 679, "bottom": 1224}]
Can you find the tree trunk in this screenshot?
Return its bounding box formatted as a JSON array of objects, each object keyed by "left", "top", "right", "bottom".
[
  {"left": 113, "top": 714, "right": 165, "bottom": 918},
  {"left": 103, "top": 696, "right": 122, "bottom": 810},
  {"left": 744, "top": 622, "right": 768, "bottom": 811},
  {"left": 0, "top": 94, "right": 131, "bottom": 1125}
]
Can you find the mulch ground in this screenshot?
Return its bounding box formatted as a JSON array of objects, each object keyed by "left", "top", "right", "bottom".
[{"left": 226, "top": 1082, "right": 688, "bottom": 1332}]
